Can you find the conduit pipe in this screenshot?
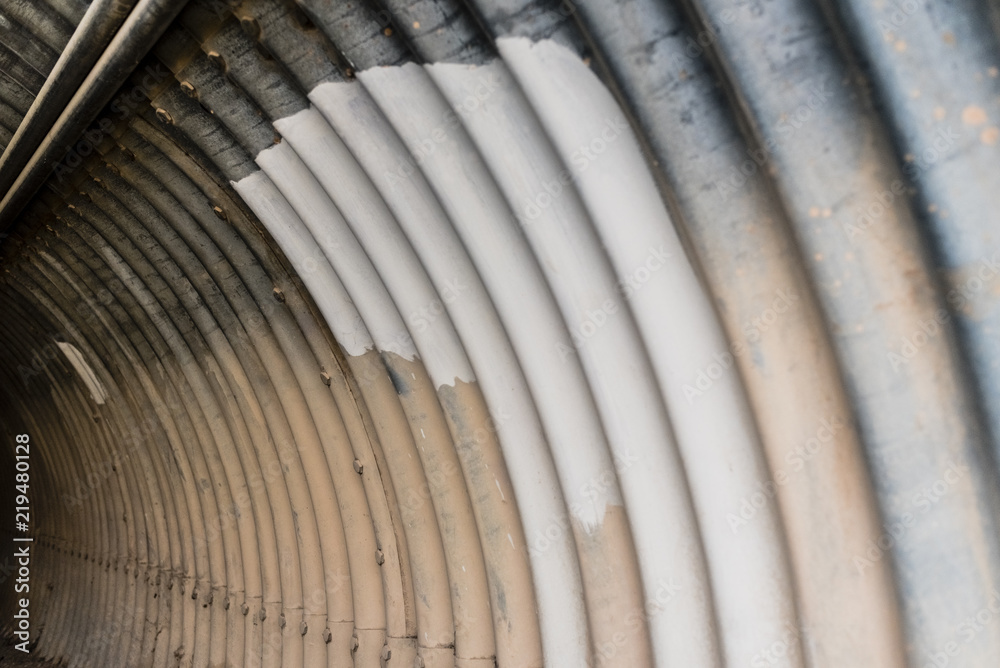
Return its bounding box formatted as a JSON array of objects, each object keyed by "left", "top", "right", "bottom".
[
  {"left": 0, "top": 0, "right": 187, "bottom": 230},
  {"left": 0, "top": 0, "right": 139, "bottom": 198}
]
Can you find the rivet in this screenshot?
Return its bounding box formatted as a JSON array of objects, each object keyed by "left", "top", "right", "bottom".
[
  {"left": 415, "top": 656, "right": 425, "bottom": 668},
  {"left": 155, "top": 108, "right": 173, "bottom": 125},
  {"left": 351, "top": 635, "right": 359, "bottom": 653},
  {"left": 241, "top": 603, "right": 249, "bottom": 616},
  {"left": 279, "top": 613, "right": 286, "bottom": 629},
  {"left": 272, "top": 287, "right": 285, "bottom": 303},
  {"left": 207, "top": 51, "right": 227, "bottom": 73},
  {"left": 321, "top": 371, "right": 332, "bottom": 386},
  {"left": 241, "top": 16, "right": 261, "bottom": 39},
  {"left": 179, "top": 81, "right": 197, "bottom": 98},
  {"left": 259, "top": 607, "right": 267, "bottom": 621},
  {"left": 300, "top": 621, "right": 308, "bottom": 636},
  {"left": 381, "top": 644, "right": 391, "bottom": 661},
  {"left": 375, "top": 549, "right": 385, "bottom": 565},
  {"left": 191, "top": 589, "right": 198, "bottom": 600},
  {"left": 323, "top": 628, "right": 332, "bottom": 644},
  {"left": 353, "top": 459, "right": 363, "bottom": 474},
  {"left": 212, "top": 205, "right": 227, "bottom": 220},
  {"left": 224, "top": 597, "right": 231, "bottom": 610}
]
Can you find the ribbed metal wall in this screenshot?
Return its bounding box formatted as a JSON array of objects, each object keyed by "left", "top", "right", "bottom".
[{"left": 0, "top": 0, "right": 998, "bottom": 666}]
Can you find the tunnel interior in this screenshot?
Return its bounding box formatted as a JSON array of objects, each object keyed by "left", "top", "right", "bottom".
[{"left": 0, "top": 0, "right": 999, "bottom": 667}]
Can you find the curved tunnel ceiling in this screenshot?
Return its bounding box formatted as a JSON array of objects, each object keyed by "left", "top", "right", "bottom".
[{"left": 0, "top": 0, "right": 998, "bottom": 666}]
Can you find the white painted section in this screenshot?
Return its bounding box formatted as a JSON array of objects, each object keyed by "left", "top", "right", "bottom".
[
  {"left": 230, "top": 170, "right": 375, "bottom": 357},
  {"left": 273, "top": 107, "right": 474, "bottom": 385},
  {"left": 254, "top": 141, "right": 419, "bottom": 362},
  {"left": 499, "top": 36, "right": 802, "bottom": 668},
  {"left": 428, "top": 58, "right": 721, "bottom": 668},
  {"left": 357, "top": 64, "right": 623, "bottom": 530},
  {"left": 311, "top": 78, "right": 591, "bottom": 667},
  {"left": 57, "top": 340, "right": 108, "bottom": 404}
]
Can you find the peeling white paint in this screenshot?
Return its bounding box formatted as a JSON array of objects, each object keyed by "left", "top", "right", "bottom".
[
  {"left": 273, "top": 107, "right": 474, "bottom": 383},
  {"left": 499, "top": 36, "right": 801, "bottom": 668},
  {"left": 57, "top": 340, "right": 107, "bottom": 404},
  {"left": 231, "top": 170, "right": 375, "bottom": 357},
  {"left": 254, "top": 142, "right": 419, "bottom": 362}
]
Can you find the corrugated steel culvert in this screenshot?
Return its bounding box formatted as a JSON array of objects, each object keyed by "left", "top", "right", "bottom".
[{"left": 0, "top": 0, "right": 998, "bottom": 666}]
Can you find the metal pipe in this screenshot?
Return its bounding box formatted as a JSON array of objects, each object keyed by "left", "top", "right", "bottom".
[{"left": 0, "top": 0, "right": 184, "bottom": 231}]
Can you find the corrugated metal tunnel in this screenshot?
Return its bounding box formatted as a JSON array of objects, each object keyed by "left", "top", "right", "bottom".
[{"left": 0, "top": 0, "right": 998, "bottom": 666}]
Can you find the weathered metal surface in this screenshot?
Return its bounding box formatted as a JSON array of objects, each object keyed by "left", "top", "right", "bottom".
[{"left": 0, "top": 0, "right": 998, "bottom": 666}]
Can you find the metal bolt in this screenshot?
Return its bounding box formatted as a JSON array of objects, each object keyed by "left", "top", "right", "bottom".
[
  {"left": 321, "top": 371, "right": 332, "bottom": 386},
  {"left": 241, "top": 16, "right": 261, "bottom": 39},
  {"left": 179, "top": 81, "right": 197, "bottom": 98},
  {"left": 207, "top": 51, "right": 227, "bottom": 73},
  {"left": 212, "top": 205, "right": 227, "bottom": 221},
  {"left": 155, "top": 108, "right": 173, "bottom": 125},
  {"left": 259, "top": 608, "right": 267, "bottom": 621},
  {"left": 191, "top": 589, "right": 198, "bottom": 600},
  {"left": 224, "top": 597, "right": 231, "bottom": 610},
  {"left": 300, "top": 621, "right": 308, "bottom": 636},
  {"left": 272, "top": 287, "right": 285, "bottom": 303},
  {"left": 375, "top": 549, "right": 385, "bottom": 565},
  {"left": 241, "top": 603, "right": 249, "bottom": 616},
  {"left": 351, "top": 635, "right": 359, "bottom": 653},
  {"left": 323, "top": 628, "right": 332, "bottom": 644},
  {"left": 279, "top": 613, "right": 286, "bottom": 629},
  {"left": 353, "top": 459, "right": 363, "bottom": 474},
  {"left": 381, "top": 644, "right": 391, "bottom": 661}
]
